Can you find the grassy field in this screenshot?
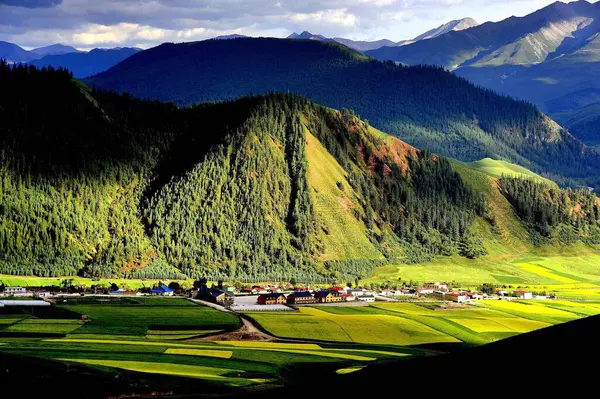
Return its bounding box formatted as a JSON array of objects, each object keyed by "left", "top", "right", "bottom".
[
  {"left": 1, "top": 296, "right": 599, "bottom": 394},
  {"left": 0, "top": 275, "right": 192, "bottom": 289},
  {"left": 463, "top": 158, "right": 556, "bottom": 186},
  {"left": 0, "top": 297, "right": 415, "bottom": 392},
  {"left": 248, "top": 301, "right": 600, "bottom": 347}
]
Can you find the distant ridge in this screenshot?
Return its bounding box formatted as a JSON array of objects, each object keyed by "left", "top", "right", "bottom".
[
  {"left": 31, "top": 43, "right": 80, "bottom": 56},
  {"left": 411, "top": 18, "right": 479, "bottom": 42},
  {"left": 365, "top": 0, "right": 600, "bottom": 146},
  {"left": 286, "top": 18, "right": 478, "bottom": 52}
]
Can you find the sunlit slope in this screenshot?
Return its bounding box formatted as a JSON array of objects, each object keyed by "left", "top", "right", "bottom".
[
  {"left": 465, "top": 158, "right": 556, "bottom": 186},
  {"left": 305, "top": 130, "right": 384, "bottom": 261}
]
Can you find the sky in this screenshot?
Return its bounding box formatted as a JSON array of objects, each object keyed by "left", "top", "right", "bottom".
[{"left": 0, "top": 0, "right": 595, "bottom": 50}]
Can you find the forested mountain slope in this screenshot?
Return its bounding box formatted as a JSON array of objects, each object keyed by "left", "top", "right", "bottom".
[
  {"left": 85, "top": 38, "right": 600, "bottom": 188},
  {"left": 1, "top": 63, "right": 497, "bottom": 280},
  {"left": 366, "top": 1, "right": 600, "bottom": 147}
]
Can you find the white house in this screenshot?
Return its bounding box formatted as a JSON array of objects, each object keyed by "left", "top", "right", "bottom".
[
  {"left": 357, "top": 295, "right": 375, "bottom": 302},
  {"left": 35, "top": 291, "right": 52, "bottom": 298},
  {"left": 348, "top": 289, "right": 365, "bottom": 297},
  {"left": 5, "top": 287, "right": 29, "bottom": 296},
  {"left": 515, "top": 290, "right": 533, "bottom": 299}
]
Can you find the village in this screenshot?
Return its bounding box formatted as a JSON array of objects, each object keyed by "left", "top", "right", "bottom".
[{"left": 0, "top": 279, "right": 554, "bottom": 310}]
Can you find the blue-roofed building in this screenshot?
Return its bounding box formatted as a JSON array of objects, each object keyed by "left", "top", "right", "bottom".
[{"left": 151, "top": 284, "right": 174, "bottom": 296}]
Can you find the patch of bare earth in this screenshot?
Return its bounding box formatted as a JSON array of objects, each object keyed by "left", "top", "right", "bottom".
[{"left": 192, "top": 318, "right": 275, "bottom": 342}]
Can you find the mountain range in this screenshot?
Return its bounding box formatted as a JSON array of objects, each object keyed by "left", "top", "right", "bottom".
[
  {"left": 29, "top": 47, "right": 141, "bottom": 78},
  {"left": 366, "top": 0, "right": 600, "bottom": 147},
  {"left": 287, "top": 18, "right": 479, "bottom": 52},
  {"left": 3, "top": 63, "right": 599, "bottom": 281},
  {"left": 0, "top": 41, "right": 140, "bottom": 78},
  {"left": 85, "top": 37, "right": 600, "bottom": 188}
]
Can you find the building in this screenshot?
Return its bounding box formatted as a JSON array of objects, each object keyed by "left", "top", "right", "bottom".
[
  {"left": 429, "top": 291, "right": 446, "bottom": 300},
  {"left": 151, "top": 284, "right": 174, "bottom": 296},
  {"left": 445, "top": 292, "right": 467, "bottom": 303},
  {"left": 257, "top": 293, "right": 287, "bottom": 305},
  {"left": 357, "top": 295, "right": 375, "bottom": 302},
  {"left": 35, "top": 291, "right": 52, "bottom": 298},
  {"left": 347, "top": 289, "right": 365, "bottom": 297},
  {"left": 423, "top": 282, "right": 449, "bottom": 292},
  {"left": 5, "top": 287, "right": 28, "bottom": 296},
  {"left": 314, "top": 290, "right": 343, "bottom": 303},
  {"left": 514, "top": 290, "right": 533, "bottom": 299},
  {"left": 286, "top": 291, "right": 315, "bottom": 305},
  {"left": 342, "top": 293, "right": 355, "bottom": 302}
]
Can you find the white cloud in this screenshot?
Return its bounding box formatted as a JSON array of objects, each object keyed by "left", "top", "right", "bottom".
[
  {"left": 0, "top": 0, "right": 585, "bottom": 48},
  {"left": 288, "top": 9, "right": 357, "bottom": 27}
]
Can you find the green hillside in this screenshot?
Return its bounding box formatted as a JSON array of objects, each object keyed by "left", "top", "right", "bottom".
[
  {"left": 0, "top": 64, "right": 488, "bottom": 281},
  {"left": 464, "top": 158, "right": 556, "bottom": 186},
  {"left": 1, "top": 64, "right": 599, "bottom": 282}
]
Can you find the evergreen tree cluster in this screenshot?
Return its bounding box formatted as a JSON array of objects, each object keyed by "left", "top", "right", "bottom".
[{"left": 499, "top": 177, "right": 600, "bottom": 243}]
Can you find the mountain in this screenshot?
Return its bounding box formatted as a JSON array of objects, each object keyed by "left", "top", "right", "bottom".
[
  {"left": 213, "top": 34, "right": 249, "bottom": 40},
  {"left": 0, "top": 41, "right": 38, "bottom": 63},
  {"left": 1, "top": 62, "right": 491, "bottom": 279},
  {"left": 287, "top": 31, "right": 331, "bottom": 41},
  {"left": 366, "top": 1, "right": 600, "bottom": 146},
  {"left": 410, "top": 18, "right": 480, "bottom": 42},
  {"left": 30, "top": 47, "right": 141, "bottom": 78},
  {"left": 31, "top": 43, "right": 80, "bottom": 56},
  {"left": 331, "top": 37, "right": 398, "bottom": 52},
  {"left": 85, "top": 37, "right": 600, "bottom": 187},
  {"left": 287, "top": 18, "right": 478, "bottom": 53},
  {"left": 3, "top": 62, "right": 600, "bottom": 287}
]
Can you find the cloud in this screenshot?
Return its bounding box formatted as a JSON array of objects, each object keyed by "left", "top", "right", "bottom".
[
  {"left": 0, "top": 0, "right": 62, "bottom": 8},
  {"left": 0, "top": 0, "right": 567, "bottom": 49}
]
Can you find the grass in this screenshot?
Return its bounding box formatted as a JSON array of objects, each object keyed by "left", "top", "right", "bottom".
[
  {"left": 58, "top": 359, "right": 255, "bottom": 386},
  {"left": 248, "top": 307, "right": 460, "bottom": 346},
  {"left": 60, "top": 298, "right": 240, "bottom": 336},
  {"left": 0, "top": 275, "right": 192, "bottom": 289},
  {"left": 465, "top": 158, "right": 556, "bottom": 186},
  {"left": 366, "top": 251, "right": 600, "bottom": 290},
  {"left": 305, "top": 130, "right": 383, "bottom": 261},
  {"left": 3, "top": 319, "right": 83, "bottom": 334},
  {"left": 164, "top": 348, "right": 233, "bottom": 359},
  {"left": 0, "top": 299, "right": 425, "bottom": 393},
  {"left": 2, "top": 298, "right": 599, "bottom": 394}
]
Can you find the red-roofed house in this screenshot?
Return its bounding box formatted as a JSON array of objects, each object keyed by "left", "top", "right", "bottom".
[
  {"left": 342, "top": 293, "right": 355, "bottom": 302},
  {"left": 514, "top": 290, "right": 533, "bottom": 299}
]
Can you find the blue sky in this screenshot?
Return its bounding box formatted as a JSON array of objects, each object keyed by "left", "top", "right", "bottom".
[{"left": 0, "top": 0, "right": 595, "bottom": 50}]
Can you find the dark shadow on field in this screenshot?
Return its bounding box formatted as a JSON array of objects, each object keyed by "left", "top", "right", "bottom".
[
  {"left": 0, "top": 351, "right": 259, "bottom": 398},
  {"left": 237, "top": 314, "right": 600, "bottom": 397}
]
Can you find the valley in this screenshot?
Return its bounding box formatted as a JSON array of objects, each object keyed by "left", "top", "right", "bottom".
[
  {"left": 2, "top": 2, "right": 600, "bottom": 394},
  {"left": 1, "top": 294, "right": 599, "bottom": 397}
]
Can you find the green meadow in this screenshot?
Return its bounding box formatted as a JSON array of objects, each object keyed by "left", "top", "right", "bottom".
[
  {"left": 1, "top": 295, "right": 599, "bottom": 394},
  {"left": 0, "top": 297, "right": 415, "bottom": 391},
  {"left": 247, "top": 300, "right": 600, "bottom": 347}
]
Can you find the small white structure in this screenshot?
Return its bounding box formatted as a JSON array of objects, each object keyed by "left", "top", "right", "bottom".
[
  {"left": 35, "top": 291, "right": 52, "bottom": 298},
  {"left": 515, "top": 290, "right": 533, "bottom": 299},
  {"left": 357, "top": 295, "right": 375, "bottom": 303},
  {"left": 5, "top": 287, "right": 27, "bottom": 296},
  {"left": 348, "top": 289, "right": 365, "bottom": 297}
]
